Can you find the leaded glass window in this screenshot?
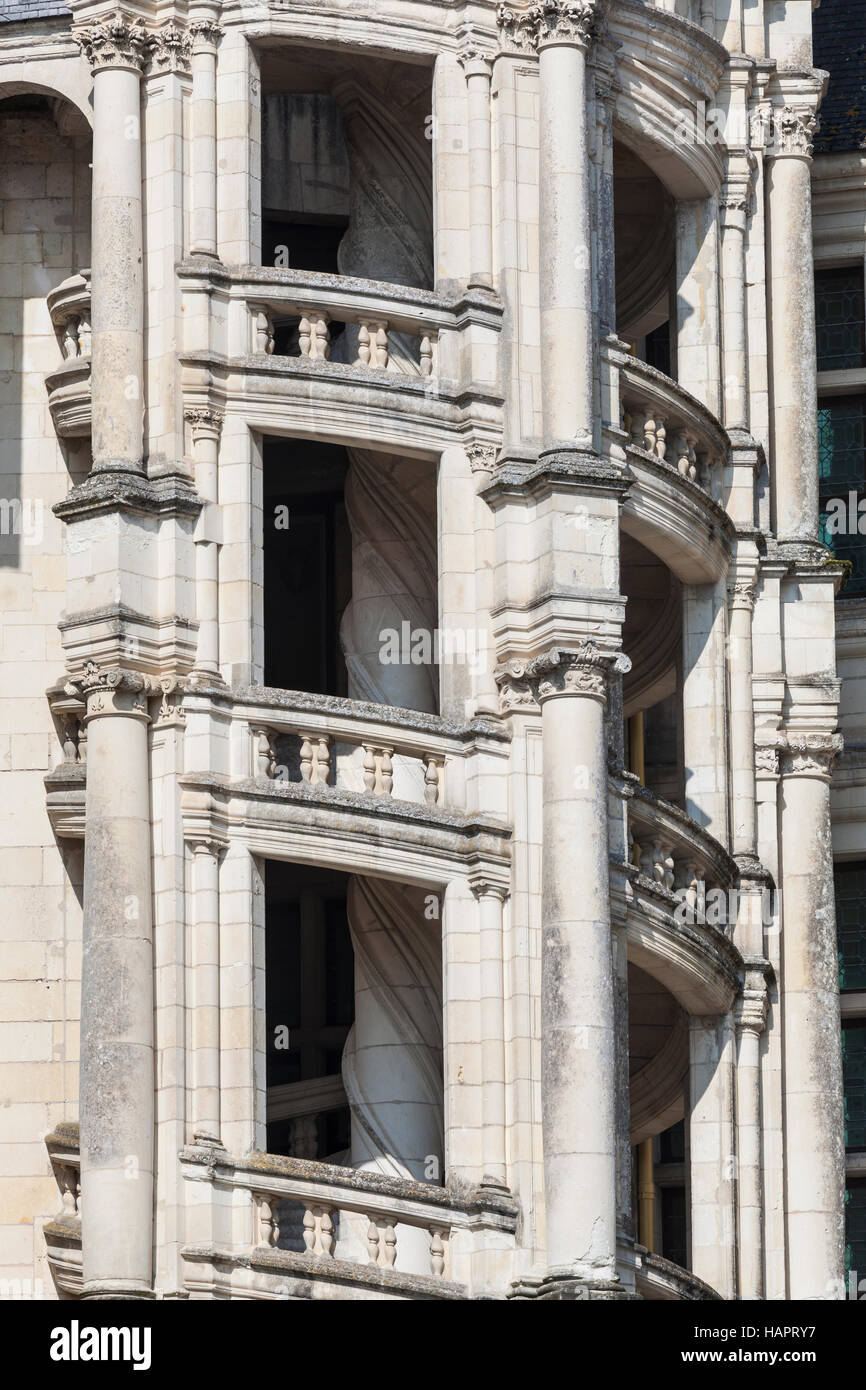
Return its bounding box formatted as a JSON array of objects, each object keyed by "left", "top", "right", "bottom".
[
  {"left": 836, "top": 862, "right": 866, "bottom": 992},
  {"left": 816, "top": 267, "right": 866, "bottom": 372},
  {"left": 818, "top": 396, "right": 866, "bottom": 596},
  {"left": 842, "top": 1021, "right": 866, "bottom": 1151}
]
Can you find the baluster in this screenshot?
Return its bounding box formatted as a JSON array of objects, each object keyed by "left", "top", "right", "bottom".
[
  {"left": 313, "top": 1205, "right": 334, "bottom": 1257},
  {"left": 651, "top": 841, "right": 667, "bottom": 886},
  {"left": 373, "top": 1218, "right": 397, "bottom": 1267},
  {"left": 314, "top": 736, "right": 331, "bottom": 785},
  {"left": 59, "top": 1165, "right": 78, "bottom": 1218},
  {"left": 423, "top": 754, "right": 441, "bottom": 806},
  {"left": 373, "top": 323, "right": 389, "bottom": 369},
  {"left": 311, "top": 314, "right": 330, "bottom": 361},
  {"left": 661, "top": 844, "right": 676, "bottom": 893},
  {"left": 355, "top": 322, "right": 371, "bottom": 368},
  {"left": 257, "top": 1196, "right": 279, "bottom": 1249},
  {"left": 654, "top": 418, "right": 667, "bottom": 461},
  {"left": 639, "top": 841, "right": 653, "bottom": 878},
  {"left": 298, "top": 316, "right": 312, "bottom": 357},
  {"left": 302, "top": 1206, "right": 316, "bottom": 1254},
  {"left": 256, "top": 310, "right": 274, "bottom": 355},
  {"left": 420, "top": 333, "right": 434, "bottom": 377},
  {"left": 300, "top": 736, "right": 313, "bottom": 782},
  {"left": 429, "top": 1226, "right": 448, "bottom": 1278},
  {"left": 379, "top": 747, "right": 393, "bottom": 796},
  {"left": 61, "top": 717, "right": 79, "bottom": 765},
  {"left": 362, "top": 744, "right": 377, "bottom": 792},
  {"left": 366, "top": 1218, "right": 380, "bottom": 1265},
  {"left": 62, "top": 317, "right": 80, "bottom": 360},
  {"left": 78, "top": 312, "right": 91, "bottom": 357},
  {"left": 253, "top": 727, "right": 275, "bottom": 780},
  {"left": 630, "top": 830, "right": 642, "bottom": 872}
]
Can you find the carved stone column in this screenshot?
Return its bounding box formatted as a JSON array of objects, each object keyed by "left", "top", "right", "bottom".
[
  {"left": 779, "top": 733, "right": 846, "bottom": 1298},
  {"left": 500, "top": 641, "right": 630, "bottom": 1297},
  {"left": 475, "top": 883, "right": 509, "bottom": 1190},
  {"left": 765, "top": 103, "right": 820, "bottom": 539},
  {"left": 189, "top": 838, "right": 224, "bottom": 1147},
  {"left": 499, "top": 1, "right": 606, "bottom": 452},
  {"left": 77, "top": 662, "right": 158, "bottom": 1298},
  {"left": 189, "top": 10, "right": 222, "bottom": 259},
  {"left": 459, "top": 43, "right": 494, "bottom": 290},
  {"left": 185, "top": 408, "right": 223, "bottom": 678},
  {"left": 728, "top": 579, "right": 758, "bottom": 857},
  {"left": 720, "top": 169, "right": 752, "bottom": 432},
  {"left": 735, "top": 967, "right": 768, "bottom": 1300},
  {"left": 75, "top": 11, "right": 148, "bottom": 476},
  {"left": 675, "top": 194, "right": 722, "bottom": 418}
]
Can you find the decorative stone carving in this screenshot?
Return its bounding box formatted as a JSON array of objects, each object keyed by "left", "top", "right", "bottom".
[
  {"left": 189, "top": 19, "right": 223, "bottom": 49},
  {"left": 466, "top": 441, "right": 498, "bottom": 473},
  {"left": 147, "top": 24, "right": 192, "bottom": 74},
  {"left": 730, "top": 582, "right": 757, "bottom": 613},
  {"left": 780, "top": 733, "right": 843, "bottom": 779},
  {"left": 754, "top": 746, "right": 780, "bottom": 777},
  {"left": 184, "top": 406, "right": 224, "bottom": 442},
  {"left": 497, "top": 1, "right": 606, "bottom": 54},
  {"left": 74, "top": 10, "right": 150, "bottom": 73},
  {"left": 529, "top": 641, "right": 630, "bottom": 704},
  {"left": 771, "top": 106, "right": 818, "bottom": 159},
  {"left": 735, "top": 969, "right": 769, "bottom": 1037}
]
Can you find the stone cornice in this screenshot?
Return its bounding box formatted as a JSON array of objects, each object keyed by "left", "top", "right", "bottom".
[
  {"left": 53, "top": 472, "right": 203, "bottom": 523},
  {"left": 480, "top": 449, "right": 629, "bottom": 507},
  {"left": 497, "top": 0, "right": 607, "bottom": 54}
]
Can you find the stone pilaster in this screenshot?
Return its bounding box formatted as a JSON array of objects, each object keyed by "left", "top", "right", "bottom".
[
  {"left": 77, "top": 661, "right": 159, "bottom": 1298},
  {"left": 185, "top": 407, "right": 223, "bottom": 679},
  {"left": 189, "top": 9, "right": 223, "bottom": 259},
  {"left": 75, "top": 10, "right": 149, "bottom": 477},
  {"left": 728, "top": 579, "right": 758, "bottom": 858},
  {"left": 778, "top": 731, "right": 846, "bottom": 1297},
  {"left": 189, "top": 838, "right": 225, "bottom": 1148},
  {"left": 458, "top": 40, "right": 494, "bottom": 290},
  {"left": 765, "top": 100, "right": 821, "bottom": 540},
  {"left": 734, "top": 965, "right": 769, "bottom": 1300}
]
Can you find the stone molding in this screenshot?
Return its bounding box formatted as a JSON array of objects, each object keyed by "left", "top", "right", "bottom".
[
  {"left": 734, "top": 968, "right": 769, "bottom": 1037},
  {"left": 184, "top": 406, "right": 224, "bottom": 442}
]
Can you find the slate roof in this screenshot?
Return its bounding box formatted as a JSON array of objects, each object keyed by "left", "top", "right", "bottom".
[
  {"left": 814, "top": 0, "right": 866, "bottom": 153},
  {"left": 0, "top": 0, "right": 71, "bottom": 22}
]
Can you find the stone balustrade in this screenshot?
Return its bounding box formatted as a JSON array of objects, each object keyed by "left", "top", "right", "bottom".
[
  {"left": 617, "top": 353, "right": 729, "bottom": 503},
  {"left": 626, "top": 780, "right": 738, "bottom": 913},
  {"left": 180, "top": 1146, "right": 519, "bottom": 1296},
  {"left": 46, "top": 270, "right": 92, "bottom": 362}
]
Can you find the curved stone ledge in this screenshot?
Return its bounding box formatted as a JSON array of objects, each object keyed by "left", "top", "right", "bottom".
[
  {"left": 181, "top": 1243, "right": 466, "bottom": 1301},
  {"left": 45, "top": 356, "right": 91, "bottom": 437},
  {"left": 635, "top": 1248, "right": 723, "bottom": 1302},
  {"left": 625, "top": 875, "right": 743, "bottom": 1015}
]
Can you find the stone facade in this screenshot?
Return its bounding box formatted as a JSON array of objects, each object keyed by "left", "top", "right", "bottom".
[{"left": 0, "top": 0, "right": 859, "bottom": 1302}]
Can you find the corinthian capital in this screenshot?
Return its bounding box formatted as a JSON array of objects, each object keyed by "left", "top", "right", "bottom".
[
  {"left": 77, "top": 660, "right": 161, "bottom": 718},
  {"left": 780, "top": 732, "right": 844, "bottom": 780},
  {"left": 147, "top": 23, "right": 192, "bottom": 74},
  {"left": 74, "top": 9, "right": 150, "bottom": 74},
  {"left": 770, "top": 105, "right": 818, "bottom": 159},
  {"left": 496, "top": 641, "right": 629, "bottom": 710},
  {"left": 497, "top": 0, "right": 605, "bottom": 54}
]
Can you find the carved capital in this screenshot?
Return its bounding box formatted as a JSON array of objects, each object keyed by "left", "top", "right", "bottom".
[
  {"left": 497, "top": 0, "right": 605, "bottom": 53},
  {"left": 770, "top": 105, "right": 818, "bottom": 160},
  {"left": 779, "top": 732, "right": 844, "bottom": 780},
  {"left": 466, "top": 441, "right": 498, "bottom": 474},
  {"left": 185, "top": 406, "right": 224, "bottom": 442},
  {"left": 496, "top": 641, "right": 629, "bottom": 709},
  {"left": 458, "top": 39, "right": 494, "bottom": 77},
  {"left": 754, "top": 745, "right": 780, "bottom": 778},
  {"left": 189, "top": 19, "right": 223, "bottom": 50},
  {"left": 78, "top": 659, "right": 160, "bottom": 719},
  {"left": 147, "top": 24, "right": 192, "bottom": 74},
  {"left": 730, "top": 581, "right": 757, "bottom": 613},
  {"left": 74, "top": 10, "right": 150, "bottom": 74},
  {"left": 735, "top": 970, "right": 769, "bottom": 1036}
]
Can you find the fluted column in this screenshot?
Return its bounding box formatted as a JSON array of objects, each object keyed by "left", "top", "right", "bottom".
[
  {"left": 459, "top": 44, "right": 494, "bottom": 290},
  {"left": 516, "top": 641, "right": 628, "bottom": 1295},
  {"left": 75, "top": 12, "right": 148, "bottom": 476},
  {"left": 78, "top": 663, "right": 157, "bottom": 1298},
  {"left": 189, "top": 839, "right": 223, "bottom": 1146},
  {"left": 765, "top": 104, "right": 820, "bottom": 539},
  {"left": 779, "top": 734, "right": 846, "bottom": 1298},
  {"left": 500, "top": 1, "right": 605, "bottom": 452},
  {"left": 185, "top": 408, "right": 223, "bottom": 678},
  {"left": 189, "top": 10, "right": 222, "bottom": 259}
]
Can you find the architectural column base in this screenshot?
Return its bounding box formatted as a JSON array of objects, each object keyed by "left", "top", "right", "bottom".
[
  {"left": 510, "top": 1270, "right": 640, "bottom": 1301},
  {"left": 80, "top": 1282, "right": 156, "bottom": 1301}
]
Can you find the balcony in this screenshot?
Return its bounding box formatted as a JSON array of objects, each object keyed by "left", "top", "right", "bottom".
[
  {"left": 615, "top": 778, "right": 743, "bottom": 1014},
  {"left": 178, "top": 262, "right": 504, "bottom": 456},
  {"left": 605, "top": 342, "right": 734, "bottom": 582},
  {"left": 634, "top": 1248, "right": 722, "bottom": 1302},
  {"left": 181, "top": 684, "right": 512, "bottom": 890},
  {"left": 45, "top": 270, "right": 91, "bottom": 438},
  {"left": 43, "top": 1123, "right": 82, "bottom": 1297},
  {"left": 180, "top": 1145, "right": 519, "bottom": 1300}
]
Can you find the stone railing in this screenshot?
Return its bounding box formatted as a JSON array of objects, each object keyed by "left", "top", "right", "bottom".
[
  {"left": 614, "top": 350, "right": 729, "bottom": 503},
  {"left": 634, "top": 1247, "right": 722, "bottom": 1302},
  {"left": 627, "top": 780, "right": 738, "bottom": 909},
  {"left": 234, "top": 687, "right": 508, "bottom": 812},
  {"left": 46, "top": 270, "right": 91, "bottom": 362},
  {"left": 181, "top": 1146, "right": 519, "bottom": 1294},
  {"left": 43, "top": 1122, "right": 82, "bottom": 1296}
]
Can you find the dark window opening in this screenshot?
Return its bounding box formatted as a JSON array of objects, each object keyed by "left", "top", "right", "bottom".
[
  {"left": 815, "top": 267, "right": 866, "bottom": 372},
  {"left": 660, "top": 1185, "right": 687, "bottom": 1270},
  {"left": 644, "top": 321, "right": 671, "bottom": 378},
  {"left": 261, "top": 214, "right": 349, "bottom": 277},
  {"left": 265, "top": 860, "right": 354, "bottom": 1161},
  {"left": 846, "top": 1181, "right": 866, "bottom": 1280},
  {"left": 843, "top": 1021, "right": 866, "bottom": 1151},
  {"left": 836, "top": 861, "right": 866, "bottom": 993},
  {"left": 818, "top": 396, "right": 866, "bottom": 596},
  {"left": 263, "top": 439, "right": 351, "bottom": 696},
  {"left": 659, "top": 1119, "right": 685, "bottom": 1165}
]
